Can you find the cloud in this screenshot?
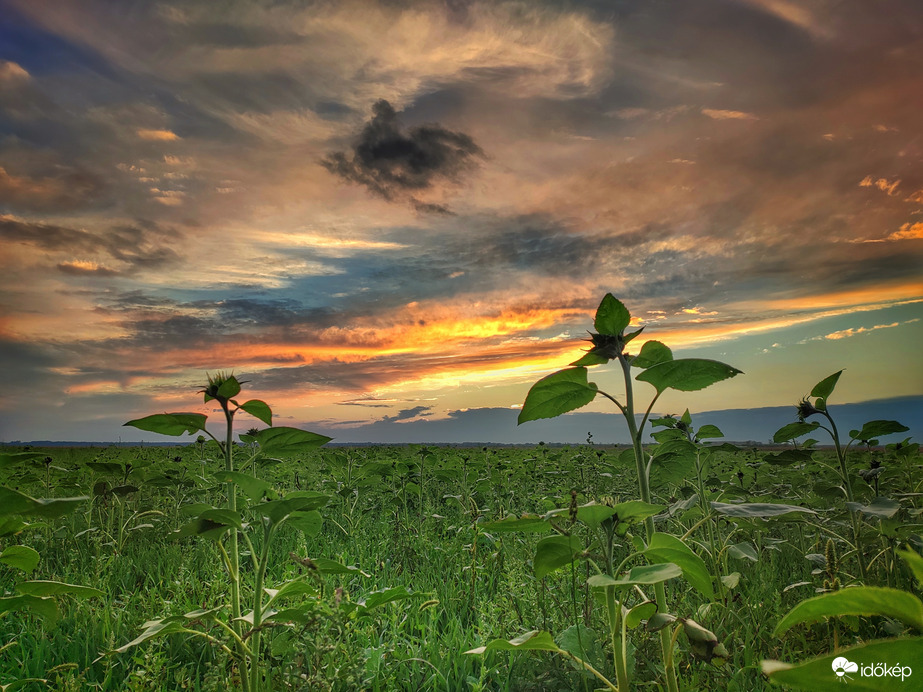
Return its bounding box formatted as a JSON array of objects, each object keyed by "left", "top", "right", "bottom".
[
  {"left": 731, "top": 0, "right": 829, "bottom": 39},
  {"left": 322, "top": 99, "right": 482, "bottom": 212},
  {"left": 701, "top": 108, "right": 759, "bottom": 121},
  {"left": 821, "top": 318, "right": 918, "bottom": 340},
  {"left": 888, "top": 222, "right": 923, "bottom": 241},
  {"left": 0, "top": 60, "right": 30, "bottom": 82},
  {"left": 860, "top": 176, "right": 901, "bottom": 196},
  {"left": 851, "top": 221, "right": 923, "bottom": 243},
  {"left": 57, "top": 260, "right": 120, "bottom": 277},
  {"left": 0, "top": 165, "right": 103, "bottom": 212},
  {"left": 136, "top": 128, "right": 180, "bottom": 141},
  {"left": 380, "top": 405, "right": 432, "bottom": 423},
  {"left": 0, "top": 215, "right": 181, "bottom": 271}
]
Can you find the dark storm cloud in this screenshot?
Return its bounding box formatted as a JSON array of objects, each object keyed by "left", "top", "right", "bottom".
[
  {"left": 322, "top": 99, "right": 482, "bottom": 210},
  {"left": 0, "top": 216, "right": 181, "bottom": 272}
]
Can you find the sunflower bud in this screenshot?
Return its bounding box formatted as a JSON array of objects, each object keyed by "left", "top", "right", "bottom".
[
  {"left": 796, "top": 397, "right": 822, "bottom": 421},
  {"left": 200, "top": 371, "right": 245, "bottom": 405},
  {"left": 586, "top": 331, "right": 624, "bottom": 360}
]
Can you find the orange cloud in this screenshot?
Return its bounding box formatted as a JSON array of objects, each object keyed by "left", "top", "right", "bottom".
[
  {"left": 859, "top": 175, "right": 901, "bottom": 196},
  {"left": 0, "top": 60, "right": 30, "bottom": 82},
  {"left": 887, "top": 222, "right": 923, "bottom": 241},
  {"left": 137, "top": 128, "right": 180, "bottom": 141},
  {"left": 701, "top": 108, "right": 758, "bottom": 121}
]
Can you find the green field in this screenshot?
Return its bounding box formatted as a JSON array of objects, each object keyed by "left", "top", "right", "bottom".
[{"left": 1, "top": 434, "right": 920, "bottom": 691}]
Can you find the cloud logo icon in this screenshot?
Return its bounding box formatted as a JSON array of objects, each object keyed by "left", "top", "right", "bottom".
[{"left": 832, "top": 656, "right": 859, "bottom": 678}]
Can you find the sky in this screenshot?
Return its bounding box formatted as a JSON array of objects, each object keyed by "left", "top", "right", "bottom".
[{"left": 0, "top": 0, "right": 921, "bottom": 444}]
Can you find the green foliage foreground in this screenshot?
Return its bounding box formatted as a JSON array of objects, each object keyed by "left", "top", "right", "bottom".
[{"left": 1, "top": 295, "right": 920, "bottom": 691}]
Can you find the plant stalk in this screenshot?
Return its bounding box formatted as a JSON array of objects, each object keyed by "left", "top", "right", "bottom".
[{"left": 619, "top": 355, "right": 680, "bottom": 692}]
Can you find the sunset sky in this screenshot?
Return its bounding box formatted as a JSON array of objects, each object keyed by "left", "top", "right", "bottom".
[{"left": 1, "top": 0, "right": 921, "bottom": 443}]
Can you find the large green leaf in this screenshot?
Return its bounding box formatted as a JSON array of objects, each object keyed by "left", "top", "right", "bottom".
[
  {"left": 644, "top": 533, "right": 714, "bottom": 600},
  {"left": 237, "top": 399, "right": 273, "bottom": 426},
  {"left": 898, "top": 548, "right": 923, "bottom": 587},
  {"left": 480, "top": 515, "right": 551, "bottom": 534},
  {"left": 0, "top": 487, "right": 87, "bottom": 519},
  {"left": 123, "top": 412, "right": 207, "bottom": 436},
  {"left": 610, "top": 500, "right": 665, "bottom": 525},
  {"left": 213, "top": 471, "right": 276, "bottom": 501},
  {"left": 113, "top": 618, "right": 188, "bottom": 654},
  {"left": 0, "top": 516, "right": 28, "bottom": 538},
  {"left": 625, "top": 601, "right": 658, "bottom": 629},
  {"left": 252, "top": 427, "right": 331, "bottom": 455},
  {"left": 15, "top": 580, "right": 104, "bottom": 599},
  {"left": 763, "top": 637, "right": 922, "bottom": 690},
  {"left": 570, "top": 351, "right": 609, "bottom": 367},
  {"left": 773, "top": 421, "right": 820, "bottom": 443},
  {"left": 810, "top": 370, "right": 843, "bottom": 400},
  {"left": 0, "top": 545, "right": 39, "bottom": 572},
  {"left": 711, "top": 502, "right": 817, "bottom": 519},
  {"left": 775, "top": 587, "right": 923, "bottom": 636},
  {"left": 763, "top": 449, "right": 815, "bottom": 465},
  {"left": 544, "top": 502, "right": 616, "bottom": 529},
  {"left": 0, "top": 594, "right": 58, "bottom": 624},
  {"left": 0, "top": 452, "right": 46, "bottom": 470},
  {"left": 727, "top": 542, "right": 758, "bottom": 562},
  {"left": 631, "top": 340, "right": 673, "bottom": 369},
  {"left": 263, "top": 579, "right": 317, "bottom": 610},
  {"left": 257, "top": 491, "right": 329, "bottom": 525},
  {"left": 556, "top": 624, "right": 605, "bottom": 676},
  {"left": 355, "top": 586, "right": 423, "bottom": 616},
  {"left": 846, "top": 497, "right": 901, "bottom": 519},
  {"left": 216, "top": 375, "right": 242, "bottom": 399},
  {"left": 287, "top": 510, "right": 322, "bottom": 538},
  {"left": 636, "top": 359, "right": 742, "bottom": 394},
  {"left": 650, "top": 439, "right": 698, "bottom": 488},
  {"left": 588, "top": 563, "right": 682, "bottom": 589},
  {"left": 849, "top": 420, "right": 910, "bottom": 441},
  {"left": 465, "top": 630, "right": 561, "bottom": 655},
  {"left": 518, "top": 368, "right": 598, "bottom": 424},
  {"left": 594, "top": 294, "right": 631, "bottom": 336},
  {"left": 173, "top": 508, "right": 242, "bottom": 541},
  {"left": 534, "top": 535, "right": 584, "bottom": 579},
  {"left": 696, "top": 424, "right": 724, "bottom": 440}
]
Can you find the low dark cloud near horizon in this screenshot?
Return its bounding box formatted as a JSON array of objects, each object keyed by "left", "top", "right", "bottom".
[{"left": 322, "top": 99, "right": 482, "bottom": 213}]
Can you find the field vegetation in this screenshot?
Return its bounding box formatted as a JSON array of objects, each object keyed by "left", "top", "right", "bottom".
[{"left": 1, "top": 296, "right": 919, "bottom": 691}]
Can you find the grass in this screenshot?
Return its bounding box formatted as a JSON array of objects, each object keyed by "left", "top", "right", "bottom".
[{"left": 0, "top": 441, "right": 918, "bottom": 690}]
